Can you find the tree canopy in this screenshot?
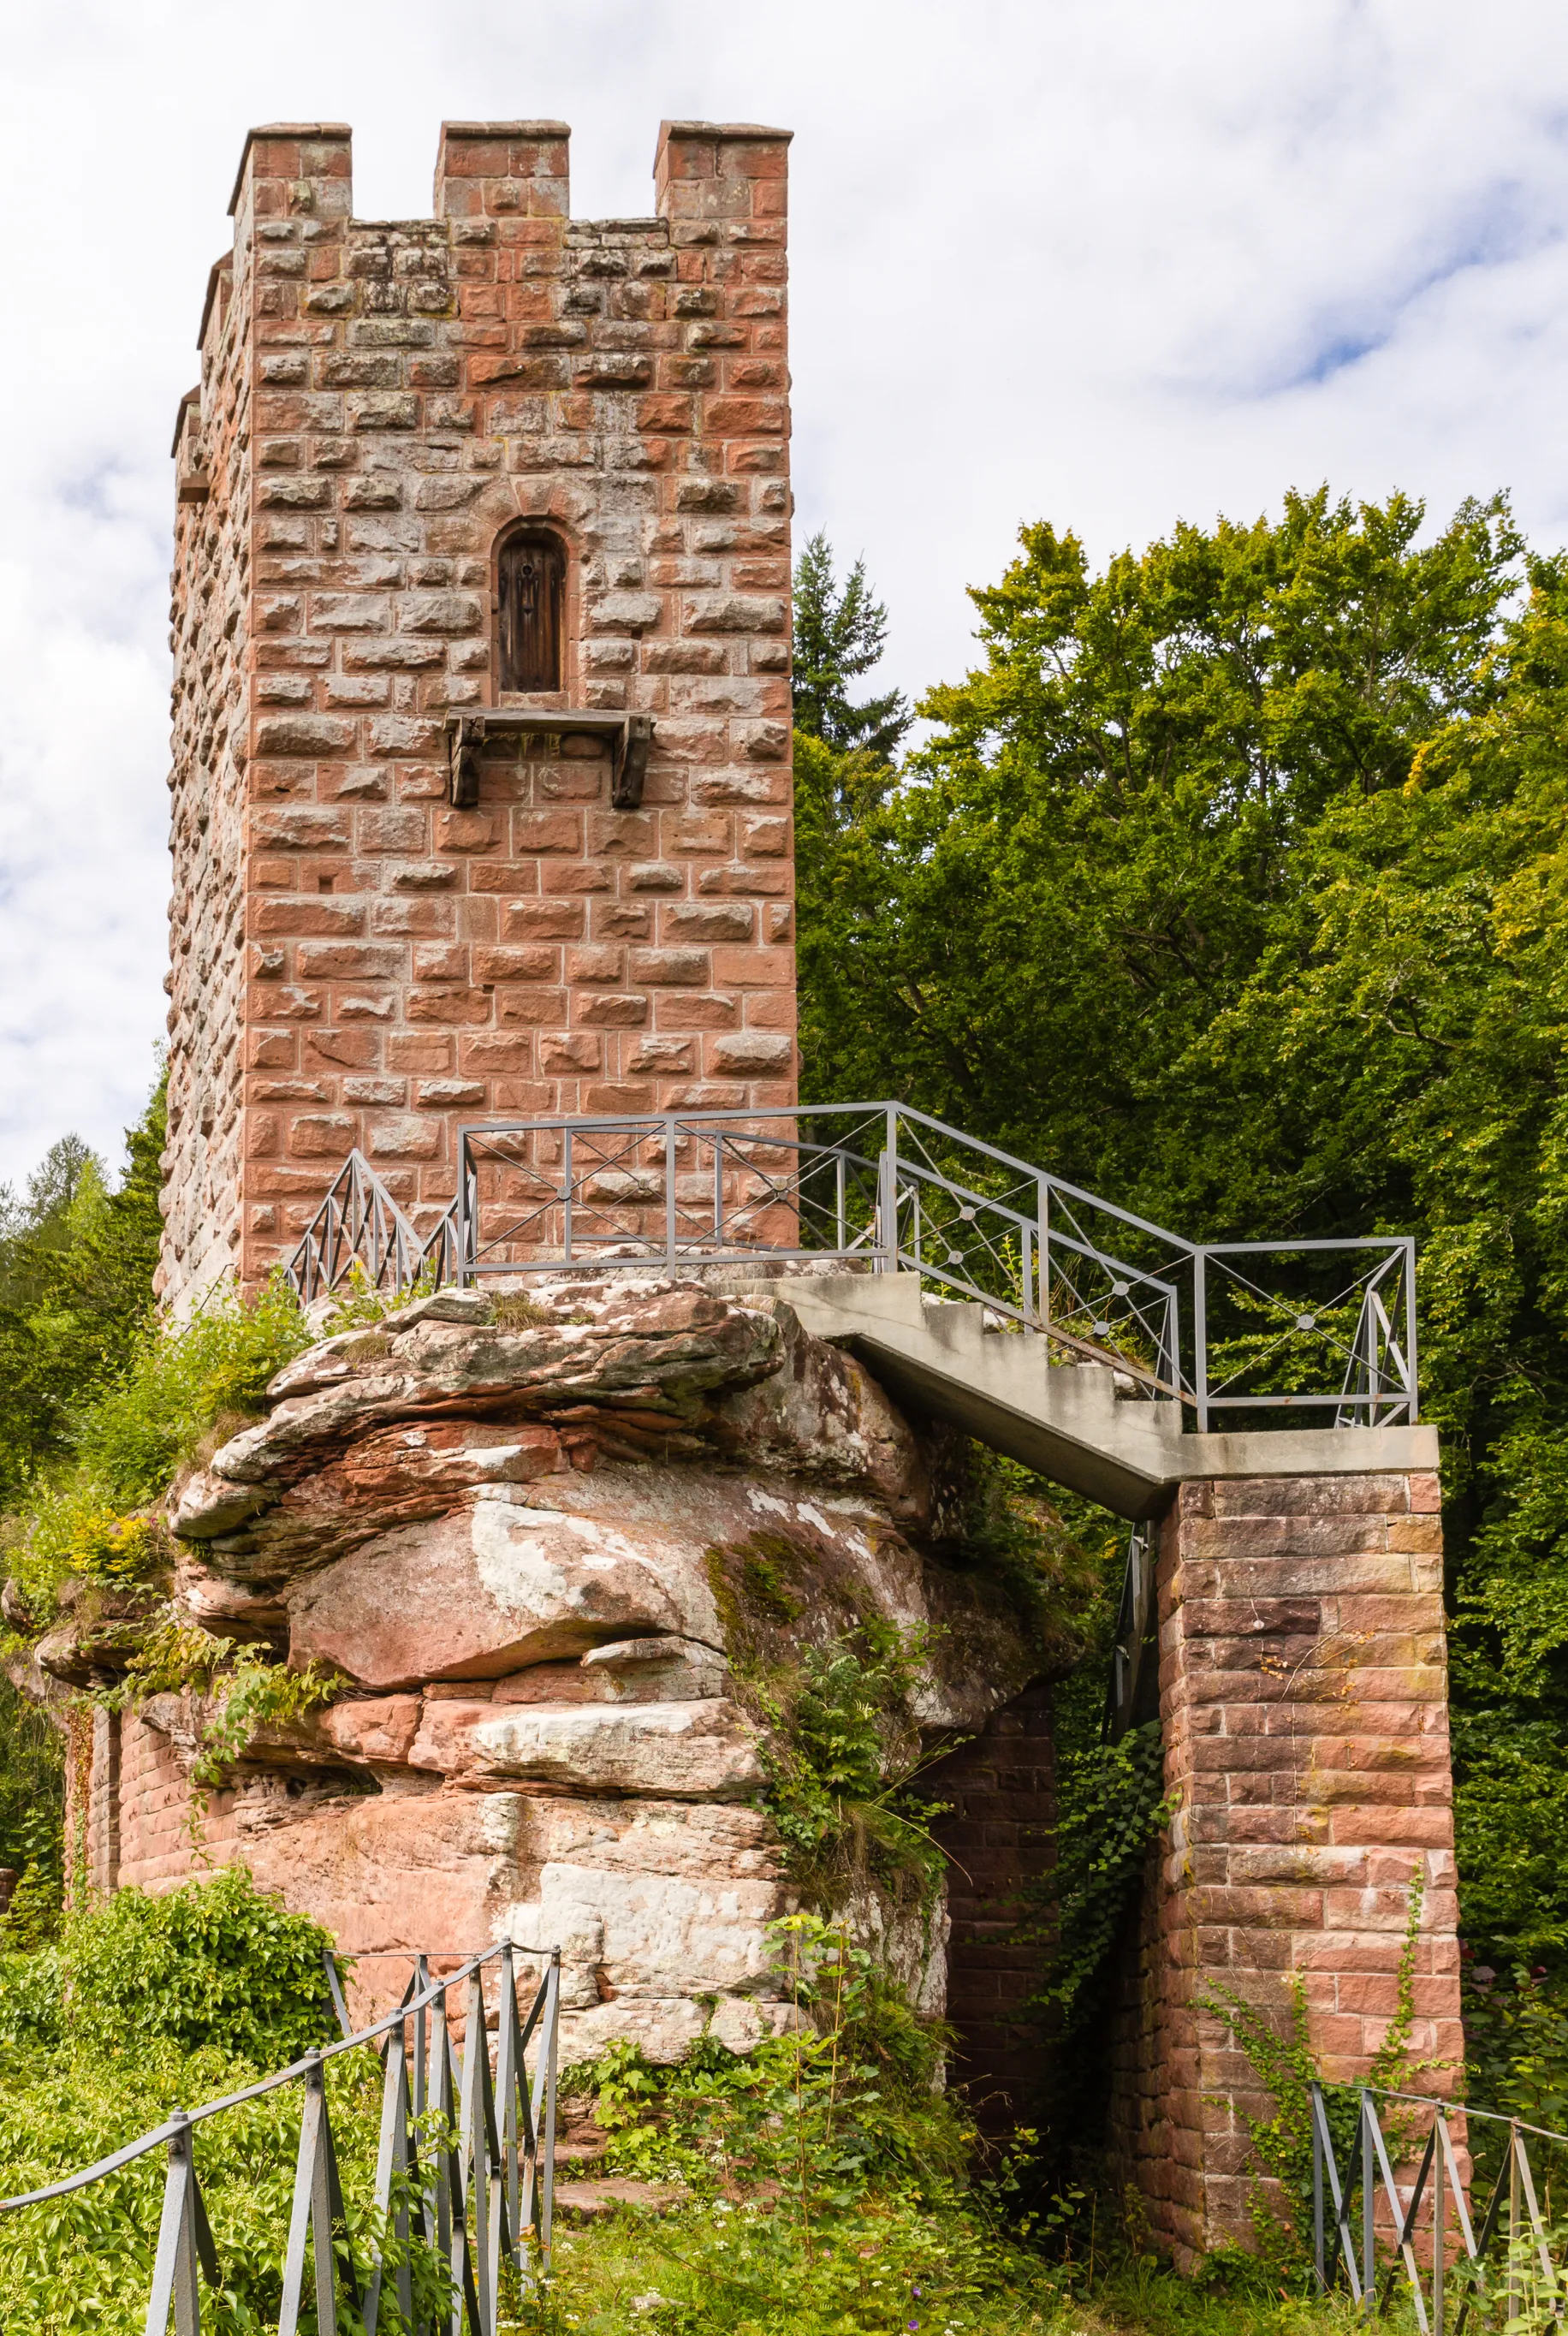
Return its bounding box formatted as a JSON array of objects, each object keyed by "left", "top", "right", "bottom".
[
  {"left": 795, "top": 487, "right": 1568, "bottom": 1976},
  {"left": 0, "top": 1074, "right": 165, "bottom": 1512}
]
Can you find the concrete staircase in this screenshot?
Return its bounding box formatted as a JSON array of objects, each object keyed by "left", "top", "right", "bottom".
[{"left": 781, "top": 1273, "right": 1437, "bottom": 1519}]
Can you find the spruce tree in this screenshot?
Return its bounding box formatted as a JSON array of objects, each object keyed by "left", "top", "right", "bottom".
[{"left": 792, "top": 532, "right": 911, "bottom": 761}]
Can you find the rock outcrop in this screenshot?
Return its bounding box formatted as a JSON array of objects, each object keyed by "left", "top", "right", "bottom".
[{"left": 46, "top": 1275, "right": 1060, "bottom": 2060}]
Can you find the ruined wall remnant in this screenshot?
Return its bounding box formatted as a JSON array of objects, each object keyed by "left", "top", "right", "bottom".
[
  {"left": 45, "top": 1277, "right": 1060, "bottom": 2058},
  {"left": 164, "top": 119, "right": 795, "bottom": 1311}
]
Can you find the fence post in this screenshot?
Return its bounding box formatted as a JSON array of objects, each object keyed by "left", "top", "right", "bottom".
[
  {"left": 1507, "top": 2122, "right": 1520, "bottom": 2333},
  {"left": 875, "top": 1107, "right": 898, "bottom": 1273},
  {"left": 1194, "top": 1250, "right": 1209, "bottom": 1435},
  {"left": 664, "top": 1115, "right": 678, "bottom": 1273},
  {"left": 454, "top": 1133, "right": 472, "bottom": 1290},
  {"left": 541, "top": 1948, "right": 561, "bottom": 2275},
  {"left": 1363, "top": 2089, "right": 1375, "bottom": 2315},
  {"left": 1311, "top": 2082, "right": 1326, "bottom": 2292},
  {"left": 146, "top": 2110, "right": 205, "bottom": 2336},
  {"left": 1433, "top": 2108, "right": 1446, "bottom": 2336}
]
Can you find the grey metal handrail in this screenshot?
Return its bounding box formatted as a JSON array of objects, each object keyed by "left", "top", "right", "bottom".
[
  {"left": 284, "top": 1102, "right": 1419, "bottom": 1430},
  {"left": 1310, "top": 2080, "right": 1568, "bottom": 2334},
  {"left": 0, "top": 1939, "right": 561, "bottom": 2335}
]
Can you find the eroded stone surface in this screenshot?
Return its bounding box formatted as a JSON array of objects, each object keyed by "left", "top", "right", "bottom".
[{"left": 64, "top": 1280, "right": 1057, "bottom": 2059}]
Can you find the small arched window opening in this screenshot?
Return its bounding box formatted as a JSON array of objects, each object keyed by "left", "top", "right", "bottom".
[{"left": 497, "top": 528, "right": 566, "bottom": 693}]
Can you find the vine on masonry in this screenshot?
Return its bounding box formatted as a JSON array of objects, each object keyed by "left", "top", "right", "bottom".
[{"left": 1198, "top": 1869, "right": 1429, "bottom": 2275}]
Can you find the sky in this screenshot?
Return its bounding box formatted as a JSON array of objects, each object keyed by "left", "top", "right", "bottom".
[{"left": 4, "top": 0, "right": 1568, "bottom": 1191}]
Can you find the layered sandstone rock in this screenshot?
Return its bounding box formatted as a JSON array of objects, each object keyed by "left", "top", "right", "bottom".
[{"left": 51, "top": 1275, "right": 1055, "bottom": 2060}]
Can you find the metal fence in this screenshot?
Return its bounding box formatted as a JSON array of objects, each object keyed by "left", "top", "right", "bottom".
[
  {"left": 0, "top": 1940, "right": 560, "bottom": 2335},
  {"left": 287, "top": 1103, "right": 1417, "bottom": 1431},
  {"left": 1311, "top": 2082, "right": 1568, "bottom": 2333}
]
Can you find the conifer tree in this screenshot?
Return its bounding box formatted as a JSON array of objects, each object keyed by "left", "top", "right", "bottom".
[{"left": 792, "top": 532, "right": 911, "bottom": 761}]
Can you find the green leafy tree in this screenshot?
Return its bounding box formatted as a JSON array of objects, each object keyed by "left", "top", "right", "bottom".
[
  {"left": 792, "top": 532, "right": 912, "bottom": 761},
  {"left": 0, "top": 1072, "right": 166, "bottom": 1509},
  {"left": 793, "top": 486, "right": 1568, "bottom": 1980}
]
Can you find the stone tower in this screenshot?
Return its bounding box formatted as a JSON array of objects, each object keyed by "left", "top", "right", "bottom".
[{"left": 162, "top": 119, "right": 795, "bottom": 1310}]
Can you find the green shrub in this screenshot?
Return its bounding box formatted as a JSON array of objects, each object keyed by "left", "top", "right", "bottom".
[
  {"left": 68, "top": 1272, "right": 310, "bottom": 1507},
  {"left": 0, "top": 2030, "right": 454, "bottom": 2335},
  {"left": 731, "top": 1622, "right": 950, "bottom": 1909},
  {"left": 62, "top": 1866, "right": 336, "bottom": 2061},
  {"left": 0, "top": 1676, "right": 63, "bottom": 1879},
  {"left": 3, "top": 1275, "right": 310, "bottom": 1627}
]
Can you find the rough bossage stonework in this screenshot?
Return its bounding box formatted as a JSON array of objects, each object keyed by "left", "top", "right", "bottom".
[
  {"left": 1108, "top": 1472, "right": 1460, "bottom": 2269},
  {"left": 163, "top": 120, "right": 795, "bottom": 1311},
  {"left": 53, "top": 1280, "right": 1054, "bottom": 2060}
]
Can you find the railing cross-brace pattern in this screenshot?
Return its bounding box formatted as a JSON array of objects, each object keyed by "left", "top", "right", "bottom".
[
  {"left": 288, "top": 1103, "right": 1420, "bottom": 1433},
  {"left": 0, "top": 1939, "right": 561, "bottom": 2336},
  {"left": 1310, "top": 2082, "right": 1568, "bottom": 2336}
]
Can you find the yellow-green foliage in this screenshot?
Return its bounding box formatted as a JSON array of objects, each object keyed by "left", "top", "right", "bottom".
[
  {"left": 63, "top": 1509, "right": 163, "bottom": 1585},
  {"left": 3, "top": 1274, "right": 311, "bottom": 1629}
]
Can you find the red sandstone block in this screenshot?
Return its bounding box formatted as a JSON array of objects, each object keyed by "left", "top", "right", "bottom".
[
  {"left": 502, "top": 900, "right": 585, "bottom": 939},
  {"left": 457, "top": 1033, "right": 532, "bottom": 1073},
  {"left": 664, "top": 901, "right": 753, "bottom": 942},
  {"left": 1211, "top": 1474, "right": 1412, "bottom": 1519},
  {"left": 491, "top": 1080, "right": 555, "bottom": 1114},
  {"left": 306, "top": 1030, "right": 380, "bottom": 1068},
  {"left": 542, "top": 861, "right": 615, "bottom": 895},
  {"left": 474, "top": 945, "right": 558, "bottom": 982},
  {"left": 371, "top": 897, "right": 456, "bottom": 938},
  {"left": 565, "top": 945, "right": 625, "bottom": 984},
  {"left": 496, "top": 989, "right": 566, "bottom": 1027},
  {"left": 295, "top": 942, "right": 400, "bottom": 980},
  {"left": 389, "top": 1034, "right": 454, "bottom": 1072},
  {"left": 710, "top": 945, "right": 792, "bottom": 986},
  {"left": 576, "top": 993, "right": 649, "bottom": 1027},
  {"left": 512, "top": 809, "right": 584, "bottom": 853},
  {"left": 631, "top": 948, "right": 710, "bottom": 986},
  {"left": 407, "top": 987, "right": 494, "bottom": 1025},
  {"left": 584, "top": 1081, "right": 656, "bottom": 1112},
  {"left": 590, "top": 812, "right": 657, "bottom": 857},
  {"left": 539, "top": 1033, "right": 601, "bottom": 1073},
  {"left": 252, "top": 895, "right": 365, "bottom": 937}
]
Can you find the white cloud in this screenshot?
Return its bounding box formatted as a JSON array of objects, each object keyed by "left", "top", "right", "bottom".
[{"left": 3, "top": 0, "right": 1568, "bottom": 1179}]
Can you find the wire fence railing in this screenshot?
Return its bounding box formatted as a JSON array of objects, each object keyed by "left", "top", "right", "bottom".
[
  {"left": 1311, "top": 2082, "right": 1568, "bottom": 2334},
  {"left": 285, "top": 1103, "right": 1418, "bottom": 1431},
  {"left": 0, "top": 1939, "right": 561, "bottom": 2334}
]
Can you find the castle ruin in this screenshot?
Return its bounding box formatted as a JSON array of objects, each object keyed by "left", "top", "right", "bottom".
[{"left": 36, "top": 115, "right": 1467, "bottom": 2274}]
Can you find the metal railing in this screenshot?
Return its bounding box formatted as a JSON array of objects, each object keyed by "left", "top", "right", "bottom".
[
  {"left": 285, "top": 1103, "right": 1418, "bottom": 1430},
  {"left": 1311, "top": 2082, "right": 1568, "bottom": 2333},
  {"left": 0, "top": 1940, "right": 561, "bottom": 2334}
]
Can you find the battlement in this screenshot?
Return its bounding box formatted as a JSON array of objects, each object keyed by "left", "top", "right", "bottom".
[{"left": 162, "top": 118, "right": 795, "bottom": 1310}]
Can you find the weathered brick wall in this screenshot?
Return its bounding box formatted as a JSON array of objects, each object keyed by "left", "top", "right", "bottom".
[
  {"left": 162, "top": 117, "right": 794, "bottom": 1308},
  {"left": 116, "top": 1712, "right": 238, "bottom": 1893},
  {"left": 928, "top": 1680, "right": 1055, "bottom": 2133},
  {"left": 165, "top": 248, "right": 249, "bottom": 1297},
  {"left": 1108, "top": 1472, "right": 1460, "bottom": 2269}
]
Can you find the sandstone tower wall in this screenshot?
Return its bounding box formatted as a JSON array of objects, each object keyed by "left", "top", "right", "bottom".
[{"left": 163, "top": 120, "right": 795, "bottom": 1310}]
